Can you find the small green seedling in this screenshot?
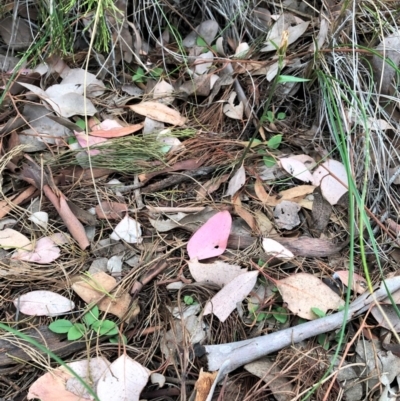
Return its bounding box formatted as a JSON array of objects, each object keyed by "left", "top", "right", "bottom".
[
  {"left": 317, "top": 333, "right": 330, "bottom": 350},
  {"left": 132, "top": 67, "right": 146, "bottom": 83},
  {"left": 183, "top": 295, "right": 198, "bottom": 305},
  {"left": 132, "top": 66, "right": 164, "bottom": 83},
  {"left": 311, "top": 307, "right": 326, "bottom": 318},
  {"left": 49, "top": 305, "right": 126, "bottom": 344}
]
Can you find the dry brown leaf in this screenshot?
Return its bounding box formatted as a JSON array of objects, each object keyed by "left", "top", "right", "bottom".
[
  {"left": 0, "top": 185, "right": 37, "bottom": 219},
  {"left": 72, "top": 272, "right": 131, "bottom": 319},
  {"left": 88, "top": 123, "right": 143, "bottom": 138},
  {"left": 0, "top": 228, "right": 32, "bottom": 250},
  {"left": 129, "top": 102, "right": 186, "bottom": 126},
  {"left": 254, "top": 210, "right": 278, "bottom": 235},
  {"left": 233, "top": 195, "right": 257, "bottom": 232},
  {"left": 254, "top": 178, "right": 271, "bottom": 203},
  {"left": 333, "top": 271, "right": 367, "bottom": 294},
  {"left": 261, "top": 185, "right": 315, "bottom": 207},
  {"left": 204, "top": 271, "right": 258, "bottom": 322},
  {"left": 371, "top": 304, "right": 400, "bottom": 332},
  {"left": 95, "top": 202, "right": 128, "bottom": 220},
  {"left": 197, "top": 174, "right": 230, "bottom": 200},
  {"left": 277, "top": 273, "right": 344, "bottom": 320}
]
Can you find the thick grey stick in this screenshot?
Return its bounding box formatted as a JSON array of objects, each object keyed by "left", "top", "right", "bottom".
[{"left": 203, "top": 276, "right": 400, "bottom": 375}]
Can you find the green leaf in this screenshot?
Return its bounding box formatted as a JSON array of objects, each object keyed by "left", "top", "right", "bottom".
[
  {"left": 75, "top": 118, "right": 86, "bottom": 130},
  {"left": 311, "top": 307, "right": 326, "bottom": 318},
  {"left": 184, "top": 295, "right": 194, "bottom": 305},
  {"left": 150, "top": 67, "right": 163, "bottom": 78},
  {"left": 267, "top": 134, "right": 282, "bottom": 150},
  {"left": 67, "top": 136, "right": 78, "bottom": 145},
  {"left": 263, "top": 155, "right": 276, "bottom": 167},
  {"left": 83, "top": 306, "right": 99, "bottom": 327},
  {"left": 196, "top": 36, "right": 207, "bottom": 47},
  {"left": 67, "top": 323, "right": 86, "bottom": 340},
  {"left": 277, "top": 75, "right": 310, "bottom": 83},
  {"left": 92, "top": 320, "right": 118, "bottom": 336},
  {"left": 49, "top": 319, "right": 73, "bottom": 334},
  {"left": 256, "top": 312, "right": 267, "bottom": 322},
  {"left": 277, "top": 112, "right": 286, "bottom": 120},
  {"left": 273, "top": 307, "right": 288, "bottom": 324},
  {"left": 109, "top": 334, "right": 127, "bottom": 344},
  {"left": 132, "top": 67, "right": 146, "bottom": 83}
]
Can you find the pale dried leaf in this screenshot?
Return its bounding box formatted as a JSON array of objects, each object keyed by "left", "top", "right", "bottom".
[
  {"left": 110, "top": 215, "right": 142, "bottom": 244},
  {"left": 153, "top": 79, "right": 175, "bottom": 104},
  {"left": 0, "top": 16, "right": 33, "bottom": 49},
  {"left": 203, "top": 271, "right": 258, "bottom": 322},
  {"left": 223, "top": 92, "right": 243, "bottom": 120},
  {"left": 0, "top": 228, "right": 32, "bottom": 250},
  {"left": 61, "top": 68, "right": 105, "bottom": 97},
  {"left": 280, "top": 157, "right": 314, "bottom": 183},
  {"left": 262, "top": 14, "right": 310, "bottom": 52},
  {"left": 188, "top": 258, "right": 247, "bottom": 287},
  {"left": 312, "top": 160, "right": 348, "bottom": 205},
  {"left": 75, "top": 132, "right": 107, "bottom": 156},
  {"left": 225, "top": 165, "right": 246, "bottom": 196},
  {"left": 96, "top": 354, "right": 150, "bottom": 401},
  {"left": 45, "top": 93, "right": 97, "bottom": 118},
  {"left": 143, "top": 117, "right": 165, "bottom": 135},
  {"left": 262, "top": 238, "right": 294, "bottom": 260},
  {"left": 183, "top": 20, "right": 219, "bottom": 47},
  {"left": 28, "top": 211, "right": 48, "bottom": 229},
  {"left": 262, "top": 185, "right": 316, "bottom": 207},
  {"left": 151, "top": 373, "right": 166, "bottom": 388},
  {"left": 129, "top": 102, "right": 186, "bottom": 126},
  {"left": 254, "top": 210, "right": 278, "bottom": 235},
  {"left": 149, "top": 213, "right": 186, "bottom": 232},
  {"left": 277, "top": 273, "right": 344, "bottom": 320},
  {"left": 64, "top": 357, "right": 110, "bottom": 399},
  {"left": 14, "top": 290, "right": 75, "bottom": 316},
  {"left": 195, "top": 51, "right": 214, "bottom": 75},
  {"left": 371, "top": 304, "right": 400, "bottom": 332},
  {"left": 234, "top": 42, "right": 250, "bottom": 58},
  {"left": 289, "top": 154, "right": 317, "bottom": 170}
]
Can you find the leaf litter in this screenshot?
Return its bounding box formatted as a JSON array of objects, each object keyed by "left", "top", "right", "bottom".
[{"left": 1, "top": 2, "right": 400, "bottom": 401}]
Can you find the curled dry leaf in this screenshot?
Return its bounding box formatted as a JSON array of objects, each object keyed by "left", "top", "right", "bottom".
[
  {"left": 223, "top": 92, "right": 244, "bottom": 120},
  {"left": 28, "top": 211, "right": 48, "bottom": 229},
  {"left": 333, "top": 271, "right": 367, "bottom": 294},
  {"left": 129, "top": 101, "right": 186, "bottom": 126},
  {"left": 110, "top": 215, "right": 142, "bottom": 244},
  {"left": 261, "top": 13, "right": 310, "bottom": 52},
  {"left": 14, "top": 290, "right": 75, "bottom": 317},
  {"left": 72, "top": 272, "right": 131, "bottom": 319},
  {"left": 262, "top": 238, "right": 294, "bottom": 260},
  {"left": 203, "top": 271, "right": 258, "bottom": 322},
  {"left": 188, "top": 258, "right": 247, "bottom": 287},
  {"left": 0, "top": 228, "right": 32, "bottom": 250},
  {"left": 276, "top": 273, "right": 344, "bottom": 320},
  {"left": 187, "top": 210, "right": 232, "bottom": 260},
  {"left": 96, "top": 354, "right": 150, "bottom": 401}
]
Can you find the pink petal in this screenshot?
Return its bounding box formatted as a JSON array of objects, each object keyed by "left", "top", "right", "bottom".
[
  {"left": 187, "top": 211, "right": 232, "bottom": 260},
  {"left": 74, "top": 132, "right": 108, "bottom": 156}
]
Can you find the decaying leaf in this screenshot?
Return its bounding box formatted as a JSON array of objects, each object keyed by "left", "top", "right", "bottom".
[
  {"left": 187, "top": 210, "right": 232, "bottom": 260},
  {"left": 129, "top": 101, "right": 186, "bottom": 126},
  {"left": 14, "top": 290, "right": 75, "bottom": 317},
  {"left": 223, "top": 92, "right": 244, "bottom": 120},
  {"left": 153, "top": 79, "right": 175, "bottom": 104},
  {"left": 197, "top": 174, "right": 230, "bottom": 200},
  {"left": 182, "top": 20, "right": 219, "bottom": 47},
  {"left": 203, "top": 271, "right": 258, "bottom": 322},
  {"left": 273, "top": 200, "right": 301, "bottom": 230},
  {"left": 188, "top": 258, "right": 247, "bottom": 287},
  {"left": 276, "top": 273, "right": 344, "bottom": 320},
  {"left": 72, "top": 272, "right": 131, "bottom": 319},
  {"left": 96, "top": 202, "right": 128, "bottom": 220},
  {"left": 232, "top": 195, "right": 257, "bottom": 232},
  {"left": 371, "top": 304, "right": 400, "bottom": 332}
]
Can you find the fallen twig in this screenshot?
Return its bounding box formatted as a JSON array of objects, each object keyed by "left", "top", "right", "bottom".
[{"left": 197, "top": 276, "right": 400, "bottom": 378}]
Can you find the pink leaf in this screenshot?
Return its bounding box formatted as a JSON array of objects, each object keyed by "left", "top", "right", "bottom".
[
  {"left": 13, "top": 237, "right": 60, "bottom": 264},
  {"left": 187, "top": 211, "right": 232, "bottom": 260},
  {"left": 74, "top": 132, "right": 107, "bottom": 156}
]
